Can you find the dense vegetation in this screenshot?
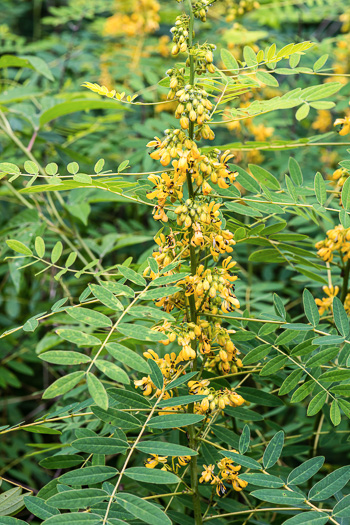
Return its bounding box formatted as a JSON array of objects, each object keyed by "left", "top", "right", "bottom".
[{"left": 1, "top": 0, "right": 350, "bottom": 524}]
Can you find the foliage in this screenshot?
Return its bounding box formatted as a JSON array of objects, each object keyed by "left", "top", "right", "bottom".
[{"left": 1, "top": 0, "right": 350, "bottom": 524}]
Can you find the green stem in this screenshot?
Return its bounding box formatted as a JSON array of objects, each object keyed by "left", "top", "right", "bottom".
[
  {"left": 340, "top": 260, "right": 350, "bottom": 304},
  {"left": 184, "top": 2, "right": 202, "bottom": 524}
]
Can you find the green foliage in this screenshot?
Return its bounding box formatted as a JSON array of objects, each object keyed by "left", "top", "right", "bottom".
[{"left": 1, "top": 0, "right": 350, "bottom": 524}]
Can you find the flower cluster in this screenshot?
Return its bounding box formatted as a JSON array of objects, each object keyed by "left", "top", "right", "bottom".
[
  {"left": 224, "top": 0, "right": 260, "bottom": 21},
  {"left": 175, "top": 84, "right": 213, "bottom": 135},
  {"left": 145, "top": 453, "right": 191, "bottom": 473},
  {"left": 315, "top": 224, "right": 350, "bottom": 263},
  {"left": 199, "top": 457, "right": 248, "bottom": 496},
  {"left": 170, "top": 14, "right": 191, "bottom": 55},
  {"left": 104, "top": 0, "right": 160, "bottom": 37}
]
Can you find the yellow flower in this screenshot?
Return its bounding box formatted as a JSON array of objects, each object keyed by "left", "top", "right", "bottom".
[
  {"left": 199, "top": 464, "right": 215, "bottom": 483},
  {"left": 312, "top": 110, "right": 332, "bottom": 132},
  {"left": 334, "top": 115, "right": 350, "bottom": 136},
  {"left": 145, "top": 454, "right": 168, "bottom": 469}
]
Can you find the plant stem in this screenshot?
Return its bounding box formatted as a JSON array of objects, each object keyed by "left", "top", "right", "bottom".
[
  {"left": 185, "top": 2, "right": 202, "bottom": 523},
  {"left": 340, "top": 260, "right": 350, "bottom": 303}
]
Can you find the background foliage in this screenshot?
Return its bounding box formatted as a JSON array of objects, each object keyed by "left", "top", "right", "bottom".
[{"left": 1, "top": 0, "right": 350, "bottom": 524}]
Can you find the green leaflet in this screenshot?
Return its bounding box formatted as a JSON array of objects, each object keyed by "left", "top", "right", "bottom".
[
  {"left": 66, "top": 307, "right": 112, "bottom": 327},
  {"left": 23, "top": 496, "right": 59, "bottom": 520},
  {"left": 42, "top": 371, "right": 85, "bottom": 399},
  {"left": 263, "top": 431, "right": 284, "bottom": 469},
  {"left": 287, "top": 456, "right": 324, "bottom": 485},
  {"left": 106, "top": 343, "right": 151, "bottom": 373},
  {"left": 59, "top": 466, "right": 118, "bottom": 485},
  {"left": 124, "top": 467, "right": 180, "bottom": 484},
  {"left": 136, "top": 441, "right": 198, "bottom": 457},
  {"left": 87, "top": 372, "right": 108, "bottom": 410},
  {"left": 147, "top": 414, "right": 204, "bottom": 429},
  {"left": 251, "top": 489, "right": 306, "bottom": 505},
  {"left": 91, "top": 406, "right": 141, "bottom": 429},
  {"left": 39, "top": 351, "right": 91, "bottom": 365},
  {"left": 95, "top": 359, "right": 130, "bottom": 384},
  {"left": 56, "top": 329, "right": 101, "bottom": 346},
  {"left": 114, "top": 493, "right": 171, "bottom": 525},
  {"left": 308, "top": 466, "right": 350, "bottom": 501},
  {"left": 281, "top": 512, "right": 328, "bottom": 525},
  {"left": 72, "top": 436, "right": 128, "bottom": 455}
]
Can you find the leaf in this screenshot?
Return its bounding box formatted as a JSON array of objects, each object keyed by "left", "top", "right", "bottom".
[
  {"left": 242, "top": 344, "right": 271, "bottom": 365},
  {"left": 0, "top": 487, "right": 24, "bottom": 516},
  {"left": 291, "top": 380, "right": 316, "bottom": 403},
  {"left": 148, "top": 359, "right": 164, "bottom": 390},
  {"left": 296, "top": 103, "right": 310, "bottom": 121},
  {"left": 165, "top": 371, "right": 198, "bottom": 391},
  {"left": 220, "top": 450, "right": 261, "bottom": 470},
  {"left": 115, "top": 493, "right": 171, "bottom": 525},
  {"left": 35, "top": 237, "right": 45, "bottom": 258},
  {"left": 240, "top": 473, "right": 284, "bottom": 488},
  {"left": 124, "top": 467, "right": 180, "bottom": 484},
  {"left": 274, "top": 293, "right": 286, "bottom": 319},
  {"left": 330, "top": 399, "right": 341, "bottom": 426},
  {"left": 87, "top": 372, "right": 108, "bottom": 410},
  {"left": 56, "top": 329, "right": 101, "bottom": 346},
  {"left": 318, "top": 369, "right": 350, "bottom": 382},
  {"left": 249, "top": 164, "right": 280, "bottom": 190},
  {"left": 39, "top": 351, "right": 91, "bottom": 365},
  {"left": 116, "top": 265, "right": 146, "bottom": 286},
  {"left": 289, "top": 157, "right": 303, "bottom": 185},
  {"left": 303, "top": 289, "right": 319, "bottom": 327},
  {"left": 47, "top": 489, "right": 108, "bottom": 509},
  {"left": 95, "top": 359, "right": 130, "bottom": 384},
  {"left": 23, "top": 496, "right": 59, "bottom": 520},
  {"left": 308, "top": 466, "right": 350, "bottom": 501},
  {"left": 333, "top": 297, "right": 350, "bottom": 337},
  {"left": 51, "top": 241, "right": 63, "bottom": 264},
  {"left": 251, "top": 489, "right": 306, "bottom": 505},
  {"left": 221, "top": 49, "right": 239, "bottom": 73},
  {"left": 59, "top": 466, "right": 118, "bottom": 486},
  {"left": 256, "top": 71, "right": 279, "bottom": 87},
  {"left": 6, "top": 240, "right": 33, "bottom": 256},
  {"left": 0, "top": 518, "right": 28, "bottom": 525},
  {"left": 39, "top": 99, "right": 124, "bottom": 126},
  {"left": 282, "top": 512, "right": 328, "bottom": 525},
  {"left": 43, "top": 371, "right": 85, "bottom": 399},
  {"left": 333, "top": 494, "right": 350, "bottom": 517},
  {"left": 230, "top": 164, "right": 260, "bottom": 192},
  {"left": 42, "top": 513, "right": 102, "bottom": 524},
  {"left": 260, "top": 355, "right": 287, "bottom": 376},
  {"left": 238, "top": 387, "right": 283, "bottom": 407},
  {"left": 72, "top": 437, "right": 128, "bottom": 455},
  {"left": 91, "top": 406, "right": 140, "bottom": 430},
  {"left": 66, "top": 307, "right": 112, "bottom": 327},
  {"left": 314, "top": 172, "right": 327, "bottom": 206},
  {"left": 39, "top": 455, "right": 84, "bottom": 469},
  {"left": 279, "top": 369, "right": 303, "bottom": 395},
  {"left": 89, "top": 284, "right": 123, "bottom": 311},
  {"left": 141, "top": 286, "right": 182, "bottom": 300},
  {"left": 108, "top": 388, "right": 151, "bottom": 408},
  {"left": 239, "top": 425, "right": 250, "bottom": 454},
  {"left": 117, "top": 323, "right": 168, "bottom": 342},
  {"left": 106, "top": 343, "right": 150, "bottom": 373},
  {"left": 342, "top": 177, "right": 350, "bottom": 211},
  {"left": 263, "top": 431, "right": 284, "bottom": 469},
  {"left": 148, "top": 414, "right": 204, "bottom": 429},
  {"left": 307, "top": 391, "right": 327, "bottom": 416},
  {"left": 313, "top": 54, "right": 328, "bottom": 71},
  {"left": 136, "top": 441, "right": 198, "bottom": 457},
  {"left": 224, "top": 406, "right": 264, "bottom": 421}
]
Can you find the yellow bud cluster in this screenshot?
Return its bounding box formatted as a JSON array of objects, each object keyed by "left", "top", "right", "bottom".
[
  {"left": 225, "top": 0, "right": 260, "bottom": 21},
  {"left": 170, "top": 14, "right": 191, "bottom": 55},
  {"left": 315, "top": 224, "right": 350, "bottom": 263},
  {"left": 175, "top": 85, "right": 213, "bottom": 132},
  {"left": 199, "top": 456, "right": 248, "bottom": 496}
]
